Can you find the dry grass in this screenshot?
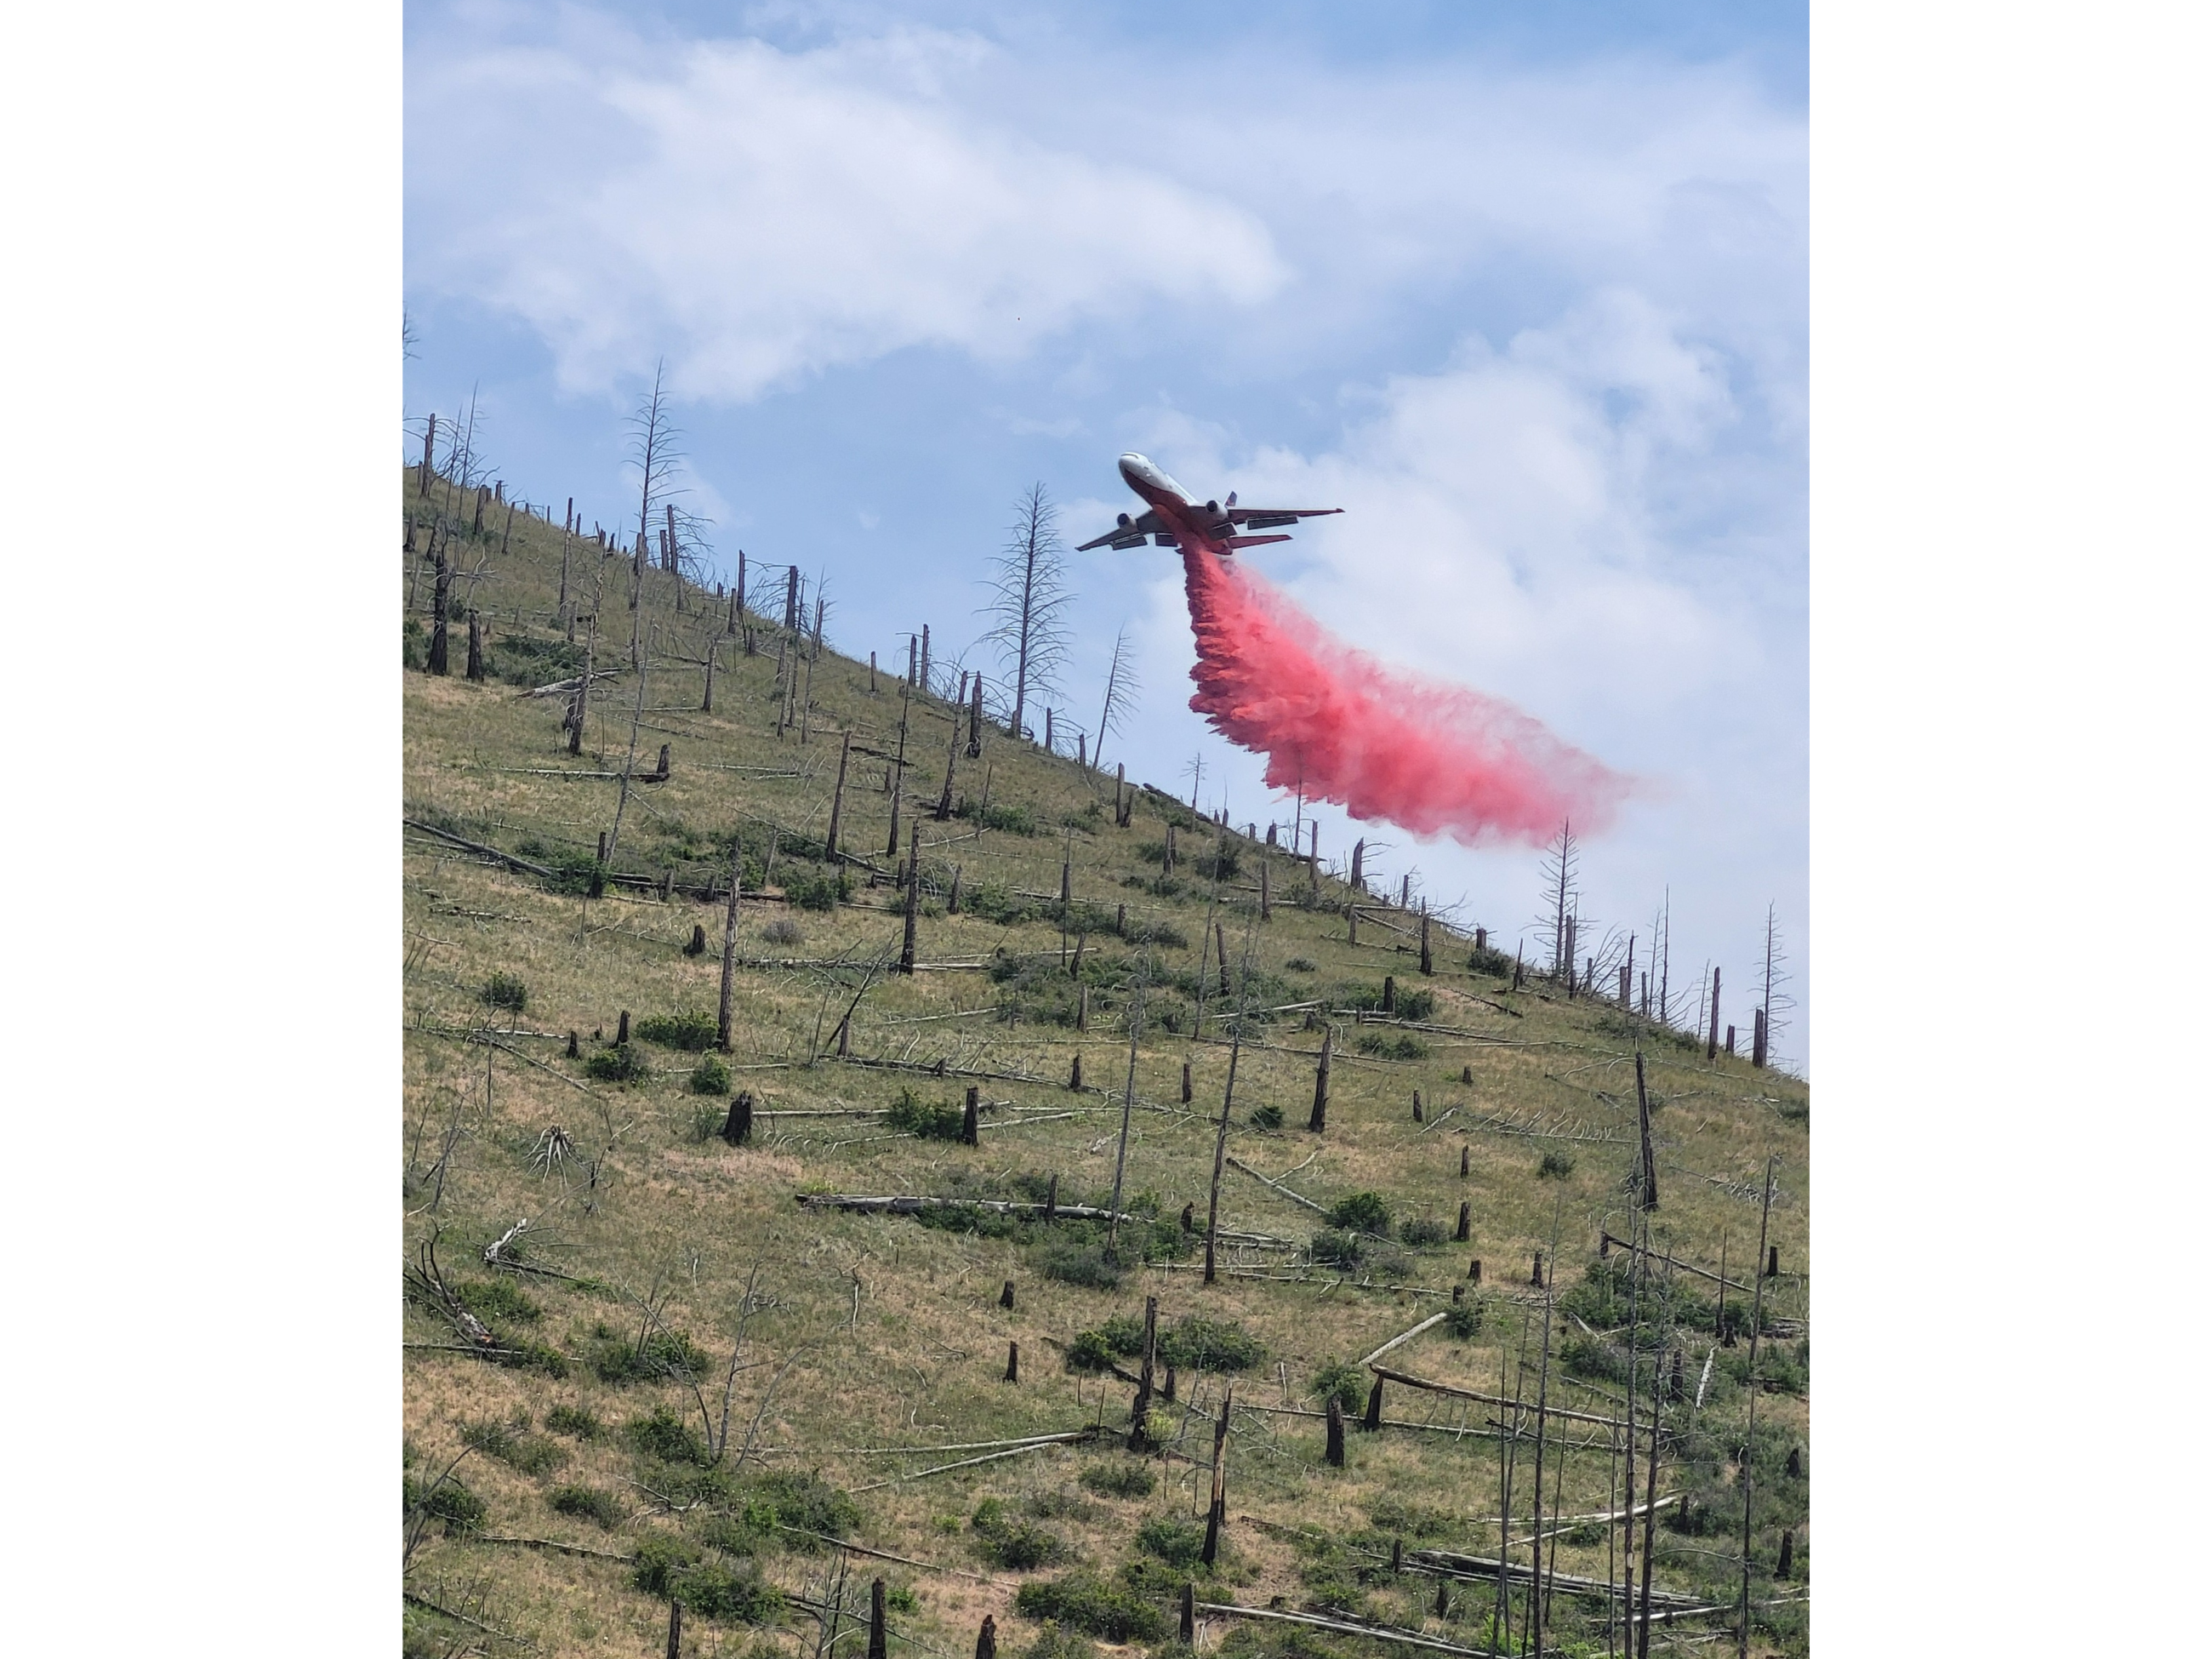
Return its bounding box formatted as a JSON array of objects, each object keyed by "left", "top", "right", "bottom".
[{"left": 402, "top": 475, "right": 1810, "bottom": 1658}]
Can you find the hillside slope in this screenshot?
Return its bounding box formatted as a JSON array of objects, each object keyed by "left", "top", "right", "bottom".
[{"left": 402, "top": 472, "right": 1810, "bottom": 1658}]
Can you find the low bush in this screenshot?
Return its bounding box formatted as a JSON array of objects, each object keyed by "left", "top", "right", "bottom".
[
  {"left": 1310, "top": 1229, "right": 1366, "bottom": 1268},
  {"left": 1325, "top": 1193, "right": 1392, "bottom": 1234},
  {"left": 596, "top": 1330, "right": 714, "bottom": 1386},
  {"left": 1537, "top": 1150, "right": 1576, "bottom": 1179},
  {"left": 1136, "top": 1514, "right": 1206, "bottom": 1568},
  {"left": 1079, "top": 1461, "right": 1156, "bottom": 1499},
  {"left": 1468, "top": 944, "right": 1514, "bottom": 976},
  {"left": 1444, "top": 1300, "right": 1484, "bottom": 1339},
  {"left": 624, "top": 1405, "right": 708, "bottom": 1465},
  {"left": 1018, "top": 1625, "right": 1102, "bottom": 1659},
  {"left": 1160, "top": 1315, "right": 1265, "bottom": 1372},
  {"left": 636, "top": 1010, "right": 720, "bottom": 1051},
  {"left": 1355, "top": 1033, "right": 1429, "bottom": 1061},
  {"left": 459, "top": 1417, "right": 567, "bottom": 1477},
  {"left": 1038, "top": 1240, "right": 1123, "bottom": 1290},
  {"left": 744, "top": 1469, "right": 860, "bottom": 1542},
  {"left": 408, "top": 1471, "right": 487, "bottom": 1534},
  {"left": 958, "top": 798, "right": 1041, "bottom": 835},
  {"left": 785, "top": 868, "right": 850, "bottom": 912},
  {"left": 632, "top": 1537, "right": 784, "bottom": 1622},
  {"left": 762, "top": 915, "right": 806, "bottom": 945},
  {"left": 1249, "top": 1103, "right": 1284, "bottom": 1130},
  {"left": 690, "top": 1054, "right": 732, "bottom": 1096},
  {"left": 544, "top": 1405, "right": 602, "bottom": 1440},
  {"left": 481, "top": 972, "right": 528, "bottom": 1012},
  {"left": 548, "top": 1484, "right": 623, "bottom": 1528},
  {"left": 885, "top": 1087, "right": 965, "bottom": 1141},
  {"left": 1308, "top": 1360, "right": 1367, "bottom": 1415},
  {"left": 490, "top": 1338, "right": 572, "bottom": 1377},
  {"left": 1285, "top": 958, "right": 1316, "bottom": 972},
  {"left": 454, "top": 1279, "right": 543, "bottom": 1325},
  {"left": 585, "top": 1044, "right": 649, "bottom": 1084},
  {"left": 972, "top": 1497, "right": 1065, "bottom": 1569},
  {"left": 1065, "top": 1330, "right": 1120, "bottom": 1373},
  {"left": 1015, "top": 1573, "right": 1166, "bottom": 1642},
  {"left": 1340, "top": 984, "right": 1434, "bottom": 1023},
  {"left": 1561, "top": 1337, "right": 1632, "bottom": 1385},
  {"left": 1398, "top": 1217, "right": 1448, "bottom": 1248}
]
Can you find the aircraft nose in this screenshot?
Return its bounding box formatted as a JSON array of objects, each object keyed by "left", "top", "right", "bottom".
[{"left": 1118, "top": 453, "right": 1149, "bottom": 480}]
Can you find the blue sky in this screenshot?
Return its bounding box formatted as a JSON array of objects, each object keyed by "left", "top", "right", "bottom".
[{"left": 405, "top": 0, "right": 1809, "bottom": 1063}]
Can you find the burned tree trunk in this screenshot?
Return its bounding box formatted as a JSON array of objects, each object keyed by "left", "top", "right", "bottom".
[
  {"left": 721, "top": 1091, "right": 753, "bottom": 1146},
  {"left": 1325, "top": 1395, "right": 1346, "bottom": 1467},
  {"left": 1308, "top": 1027, "right": 1333, "bottom": 1132},
  {"left": 465, "top": 609, "right": 484, "bottom": 681},
  {"left": 428, "top": 550, "right": 453, "bottom": 675},
  {"left": 826, "top": 730, "right": 852, "bottom": 859}
]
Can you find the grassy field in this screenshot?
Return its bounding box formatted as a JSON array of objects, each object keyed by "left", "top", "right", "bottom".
[{"left": 402, "top": 472, "right": 1810, "bottom": 1658}]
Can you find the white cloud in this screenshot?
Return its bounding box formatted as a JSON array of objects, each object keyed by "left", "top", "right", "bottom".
[{"left": 408, "top": 21, "right": 1286, "bottom": 400}]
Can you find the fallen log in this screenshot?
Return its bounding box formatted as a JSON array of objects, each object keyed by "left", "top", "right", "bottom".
[
  {"left": 1194, "top": 1601, "right": 1491, "bottom": 1656},
  {"left": 1404, "top": 1548, "right": 1702, "bottom": 1611},
  {"left": 1367, "top": 1365, "right": 1630, "bottom": 1432},
  {"left": 1225, "top": 1155, "right": 1330, "bottom": 1216},
  {"left": 795, "top": 1194, "right": 1142, "bottom": 1223},
  {"left": 1359, "top": 1312, "right": 1451, "bottom": 1368}
]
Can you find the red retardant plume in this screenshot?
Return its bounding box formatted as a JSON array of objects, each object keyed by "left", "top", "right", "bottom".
[{"left": 1180, "top": 547, "right": 1628, "bottom": 846}]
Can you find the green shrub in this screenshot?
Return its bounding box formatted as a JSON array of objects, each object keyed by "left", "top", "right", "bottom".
[
  {"left": 596, "top": 1330, "right": 714, "bottom": 1385},
  {"left": 632, "top": 1538, "right": 784, "bottom": 1622},
  {"left": 548, "top": 1484, "right": 623, "bottom": 1527},
  {"left": 785, "top": 868, "right": 851, "bottom": 911},
  {"left": 1018, "top": 1624, "right": 1101, "bottom": 1659},
  {"left": 585, "top": 1044, "right": 650, "bottom": 1083},
  {"left": 544, "top": 1405, "right": 602, "bottom": 1440},
  {"left": 460, "top": 1418, "right": 567, "bottom": 1477},
  {"left": 1537, "top": 1149, "right": 1576, "bottom": 1179},
  {"left": 1325, "top": 1193, "right": 1392, "bottom": 1234},
  {"left": 1160, "top": 1315, "right": 1265, "bottom": 1372},
  {"left": 1562, "top": 1337, "right": 1631, "bottom": 1385},
  {"left": 1354, "top": 1033, "right": 1428, "bottom": 1061},
  {"left": 972, "top": 1497, "right": 1065, "bottom": 1569},
  {"left": 490, "top": 1338, "right": 571, "bottom": 1377},
  {"left": 762, "top": 915, "right": 806, "bottom": 945},
  {"left": 482, "top": 972, "right": 528, "bottom": 1012},
  {"left": 1285, "top": 958, "right": 1316, "bottom": 972},
  {"left": 1079, "top": 1461, "right": 1156, "bottom": 1499},
  {"left": 636, "top": 1009, "right": 720, "bottom": 1051},
  {"left": 1397, "top": 1217, "right": 1447, "bottom": 1248},
  {"left": 1193, "top": 847, "right": 1240, "bottom": 881},
  {"left": 1308, "top": 1360, "right": 1367, "bottom": 1415},
  {"left": 1468, "top": 944, "right": 1514, "bottom": 976},
  {"left": 743, "top": 1469, "right": 860, "bottom": 1542},
  {"left": 1065, "top": 1330, "right": 1120, "bottom": 1373},
  {"left": 1015, "top": 1573, "right": 1166, "bottom": 1642},
  {"left": 1444, "top": 1301, "right": 1484, "bottom": 1340},
  {"left": 1135, "top": 1514, "right": 1205, "bottom": 1568},
  {"left": 1310, "top": 1229, "right": 1365, "bottom": 1268},
  {"left": 1038, "top": 1240, "right": 1122, "bottom": 1290},
  {"left": 407, "top": 1472, "right": 486, "bottom": 1534},
  {"left": 454, "top": 1279, "right": 542, "bottom": 1325},
  {"left": 624, "top": 1405, "right": 707, "bottom": 1466},
  {"left": 1249, "top": 1103, "right": 1284, "bottom": 1130},
  {"left": 885, "top": 1087, "right": 965, "bottom": 1141},
  {"left": 690, "top": 1054, "right": 732, "bottom": 1096}
]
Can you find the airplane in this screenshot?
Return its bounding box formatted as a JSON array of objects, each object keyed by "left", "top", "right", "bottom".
[{"left": 1075, "top": 452, "right": 1342, "bottom": 556}]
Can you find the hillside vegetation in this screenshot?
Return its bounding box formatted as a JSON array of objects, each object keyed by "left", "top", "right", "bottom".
[{"left": 402, "top": 470, "right": 1810, "bottom": 1658}]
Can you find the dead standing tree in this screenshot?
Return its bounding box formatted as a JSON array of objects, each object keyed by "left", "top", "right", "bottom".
[
  {"left": 983, "top": 483, "right": 1072, "bottom": 743},
  {"left": 627, "top": 359, "right": 683, "bottom": 624},
  {"left": 1089, "top": 624, "right": 1140, "bottom": 776}
]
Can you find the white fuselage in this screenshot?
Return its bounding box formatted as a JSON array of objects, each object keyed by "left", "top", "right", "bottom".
[{"left": 1119, "top": 452, "right": 1229, "bottom": 548}]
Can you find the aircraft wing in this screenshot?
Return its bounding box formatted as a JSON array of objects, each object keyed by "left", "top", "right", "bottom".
[
  {"left": 1076, "top": 508, "right": 1166, "bottom": 551},
  {"left": 1224, "top": 506, "right": 1343, "bottom": 529}
]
